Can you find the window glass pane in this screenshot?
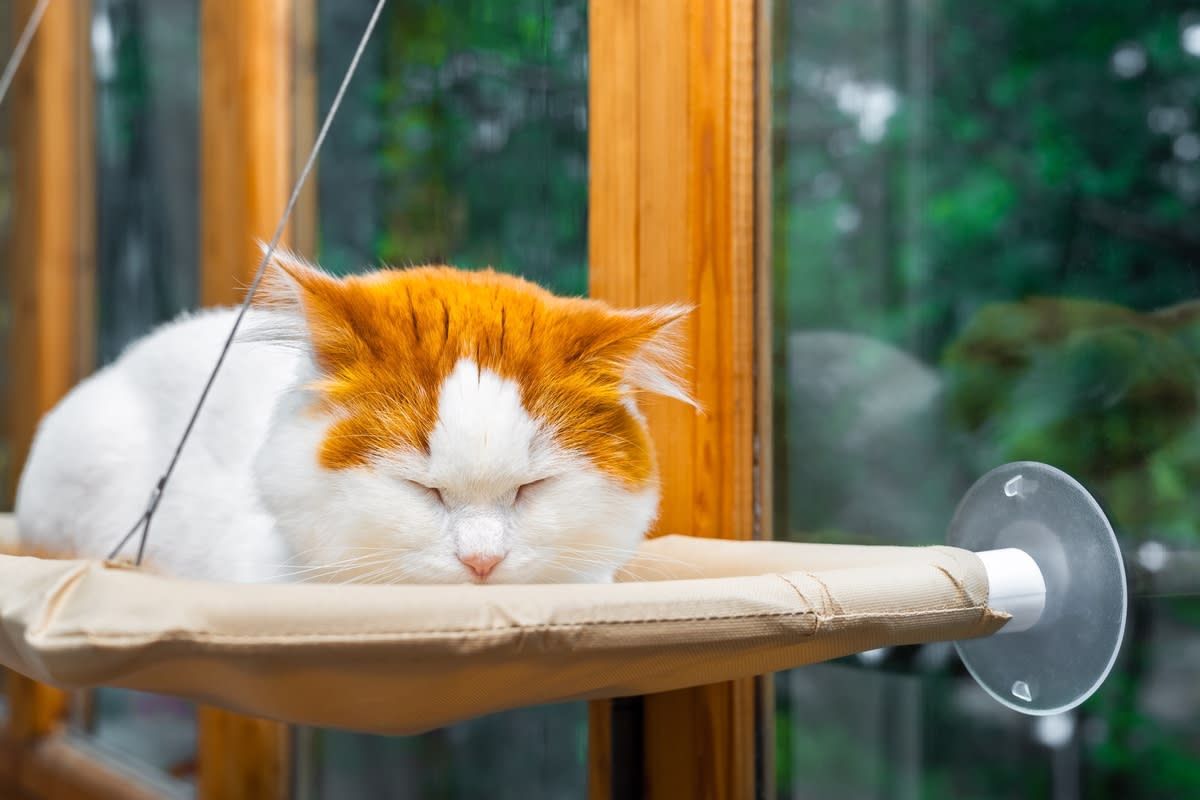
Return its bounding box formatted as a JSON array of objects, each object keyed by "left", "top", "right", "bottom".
[
  {"left": 317, "top": 0, "right": 588, "bottom": 295},
  {"left": 302, "top": 1, "right": 589, "bottom": 795},
  {"left": 78, "top": 690, "right": 198, "bottom": 784},
  {"left": 309, "top": 703, "right": 588, "bottom": 798},
  {"left": 773, "top": 2, "right": 1200, "bottom": 798},
  {"left": 76, "top": 0, "right": 201, "bottom": 788},
  {"left": 94, "top": 0, "right": 201, "bottom": 364}
]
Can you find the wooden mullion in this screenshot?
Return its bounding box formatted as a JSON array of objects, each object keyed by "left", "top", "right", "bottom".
[
  {"left": 290, "top": 0, "right": 319, "bottom": 258},
  {"left": 3, "top": 676, "right": 67, "bottom": 744},
  {"left": 3, "top": 0, "right": 96, "bottom": 504},
  {"left": 587, "top": 0, "right": 641, "bottom": 309},
  {"left": 588, "top": 1, "right": 765, "bottom": 798},
  {"left": 0, "top": 3, "right": 152, "bottom": 799},
  {"left": 196, "top": 1, "right": 309, "bottom": 797},
  {"left": 586, "top": 1, "right": 641, "bottom": 794},
  {"left": 200, "top": 0, "right": 295, "bottom": 307},
  {"left": 2, "top": 0, "right": 95, "bottom": 764},
  {"left": 197, "top": 708, "right": 291, "bottom": 800}
]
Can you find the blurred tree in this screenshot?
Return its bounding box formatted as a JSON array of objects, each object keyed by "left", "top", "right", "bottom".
[
  {"left": 774, "top": 1, "right": 1200, "bottom": 798},
  {"left": 319, "top": 0, "right": 588, "bottom": 297}
]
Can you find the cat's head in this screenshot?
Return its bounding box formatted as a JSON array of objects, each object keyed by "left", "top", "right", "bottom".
[{"left": 247, "top": 251, "right": 692, "bottom": 584}]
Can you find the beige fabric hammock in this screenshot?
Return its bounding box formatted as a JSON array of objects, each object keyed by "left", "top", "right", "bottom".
[{"left": 0, "top": 514, "right": 1007, "bottom": 735}]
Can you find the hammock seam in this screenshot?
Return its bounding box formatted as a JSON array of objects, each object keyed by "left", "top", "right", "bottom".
[{"left": 24, "top": 606, "right": 999, "bottom": 650}]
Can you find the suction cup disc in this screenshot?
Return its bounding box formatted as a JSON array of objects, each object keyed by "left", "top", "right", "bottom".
[{"left": 948, "top": 461, "right": 1128, "bottom": 715}]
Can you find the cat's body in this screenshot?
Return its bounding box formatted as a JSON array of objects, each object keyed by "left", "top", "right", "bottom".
[
  {"left": 15, "top": 256, "right": 689, "bottom": 585},
  {"left": 17, "top": 307, "right": 304, "bottom": 581}
]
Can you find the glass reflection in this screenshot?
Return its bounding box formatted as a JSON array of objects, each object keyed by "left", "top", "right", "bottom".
[{"left": 774, "top": 1, "right": 1200, "bottom": 797}]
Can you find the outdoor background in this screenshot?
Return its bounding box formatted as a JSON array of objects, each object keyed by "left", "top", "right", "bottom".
[
  {"left": 773, "top": 2, "right": 1200, "bottom": 798},
  {"left": 1, "top": 1, "right": 1198, "bottom": 798}
]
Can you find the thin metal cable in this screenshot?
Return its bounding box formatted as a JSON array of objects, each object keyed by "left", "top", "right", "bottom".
[
  {"left": 108, "top": 0, "right": 389, "bottom": 563},
  {"left": 0, "top": 0, "right": 53, "bottom": 107}
]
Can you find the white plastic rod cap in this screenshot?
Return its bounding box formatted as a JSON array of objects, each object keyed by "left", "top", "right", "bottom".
[{"left": 978, "top": 548, "right": 1047, "bottom": 634}]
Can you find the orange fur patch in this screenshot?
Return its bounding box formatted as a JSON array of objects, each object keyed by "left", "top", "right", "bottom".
[{"left": 263, "top": 260, "right": 685, "bottom": 486}]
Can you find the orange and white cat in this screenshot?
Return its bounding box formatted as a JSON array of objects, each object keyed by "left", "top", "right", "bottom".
[{"left": 15, "top": 253, "right": 691, "bottom": 584}]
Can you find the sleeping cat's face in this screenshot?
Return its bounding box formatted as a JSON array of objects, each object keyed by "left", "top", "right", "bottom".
[{"left": 250, "top": 253, "right": 691, "bottom": 584}]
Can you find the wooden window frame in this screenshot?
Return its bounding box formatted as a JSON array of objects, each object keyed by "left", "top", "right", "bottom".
[
  {"left": 196, "top": 0, "right": 311, "bottom": 797},
  {"left": 587, "top": 1, "right": 771, "bottom": 798},
  {"left": 2, "top": 0, "right": 312, "bottom": 797},
  {"left": 0, "top": 0, "right": 134, "bottom": 797},
  {"left": 2, "top": 1, "right": 771, "bottom": 797}
]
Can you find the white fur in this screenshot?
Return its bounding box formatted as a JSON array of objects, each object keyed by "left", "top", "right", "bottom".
[
  {"left": 15, "top": 309, "right": 296, "bottom": 582},
  {"left": 16, "top": 313, "right": 661, "bottom": 585}
]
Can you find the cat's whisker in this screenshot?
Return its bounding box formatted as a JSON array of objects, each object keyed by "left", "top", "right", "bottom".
[
  {"left": 266, "top": 552, "right": 407, "bottom": 582},
  {"left": 281, "top": 545, "right": 407, "bottom": 560},
  {"left": 345, "top": 562, "right": 426, "bottom": 585},
  {"left": 268, "top": 551, "right": 400, "bottom": 570}
]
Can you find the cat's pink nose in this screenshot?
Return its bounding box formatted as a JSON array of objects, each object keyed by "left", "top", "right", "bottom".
[{"left": 459, "top": 552, "right": 505, "bottom": 579}]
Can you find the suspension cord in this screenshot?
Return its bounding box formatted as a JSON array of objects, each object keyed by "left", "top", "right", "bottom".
[
  {"left": 107, "top": 0, "right": 389, "bottom": 564},
  {"left": 0, "top": 0, "right": 52, "bottom": 107}
]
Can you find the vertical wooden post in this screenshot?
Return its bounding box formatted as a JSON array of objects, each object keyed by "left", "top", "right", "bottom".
[
  {"left": 290, "top": 0, "right": 320, "bottom": 258},
  {"left": 200, "top": 0, "right": 296, "bottom": 305},
  {"left": 589, "top": 1, "right": 766, "bottom": 798},
  {"left": 197, "top": 710, "right": 292, "bottom": 800},
  {"left": 2, "top": 0, "right": 95, "bottom": 747},
  {"left": 2, "top": 0, "right": 96, "bottom": 507},
  {"left": 196, "top": 1, "right": 308, "bottom": 797}
]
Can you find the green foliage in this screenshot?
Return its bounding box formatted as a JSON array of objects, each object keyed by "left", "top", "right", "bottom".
[
  {"left": 944, "top": 299, "right": 1200, "bottom": 478},
  {"left": 775, "top": 1, "right": 1200, "bottom": 797},
  {"left": 323, "top": 0, "right": 588, "bottom": 298}
]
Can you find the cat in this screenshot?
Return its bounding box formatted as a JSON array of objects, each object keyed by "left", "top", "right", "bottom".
[{"left": 14, "top": 251, "right": 692, "bottom": 584}]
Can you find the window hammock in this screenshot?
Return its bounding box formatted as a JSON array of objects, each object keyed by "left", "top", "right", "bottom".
[
  {"left": 0, "top": 0, "right": 1128, "bottom": 736},
  {"left": 0, "top": 527, "right": 1005, "bottom": 735},
  {"left": 0, "top": 458, "right": 1129, "bottom": 732}
]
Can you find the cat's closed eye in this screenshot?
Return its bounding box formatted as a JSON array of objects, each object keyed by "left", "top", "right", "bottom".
[
  {"left": 405, "top": 480, "right": 446, "bottom": 506},
  {"left": 515, "top": 478, "right": 549, "bottom": 504}
]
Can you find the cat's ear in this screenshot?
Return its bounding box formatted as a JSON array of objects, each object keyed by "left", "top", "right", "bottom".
[
  {"left": 599, "top": 304, "right": 698, "bottom": 410},
  {"left": 239, "top": 245, "right": 345, "bottom": 354},
  {"left": 253, "top": 245, "right": 340, "bottom": 313}
]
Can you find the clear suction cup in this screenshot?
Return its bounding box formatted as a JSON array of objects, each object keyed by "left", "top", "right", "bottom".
[{"left": 948, "top": 461, "right": 1128, "bottom": 716}]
